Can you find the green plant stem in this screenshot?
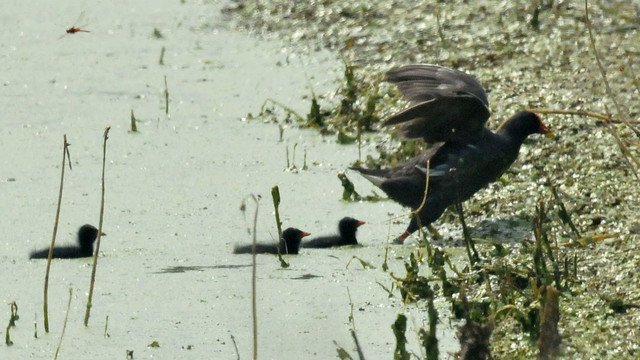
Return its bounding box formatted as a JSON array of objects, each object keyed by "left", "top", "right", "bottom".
[
  {"left": 44, "top": 135, "right": 71, "bottom": 333},
  {"left": 164, "top": 75, "right": 169, "bottom": 115},
  {"left": 249, "top": 195, "right": 259, "bottom": 360},
  {"left": 84, "top": 126, "right": 110, "bottom": 326},
  {"left": 54, "top": 288, "right": 73, "bottom": 360}
]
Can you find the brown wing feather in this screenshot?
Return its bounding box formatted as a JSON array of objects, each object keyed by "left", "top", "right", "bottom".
[
  {"left": 383, "top": 96, "right": 490, "bottom": 144},
  {"left": 386, "top": 64, "right": 489, "bottom": 106}
]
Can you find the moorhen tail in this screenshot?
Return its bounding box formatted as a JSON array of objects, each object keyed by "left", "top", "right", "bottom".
[
  {"left": 302, "top": 217, "right": 365, "bottom": 248},
  {"left": 233, "top": 227, "right": 310, "bottom": 255},
  {"left": 29, "top": 224, "right": 105, "bottom": 259},
  {"left": 351, "top": 65, "right": 553, "bottom": 243}
]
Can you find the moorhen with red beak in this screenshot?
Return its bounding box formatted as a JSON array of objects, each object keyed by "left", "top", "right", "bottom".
[
  {"left": 351, "top": 65, "right": 553, "bottom": 243},
  {"left": 302, "top": 217, "right": 365, "bottom": 248},
  {"left": 233, "top": 227, "right": 310, "bottom": 255},
  {"left": 30, "top": 224, "right": 105, "bottom": 259}
]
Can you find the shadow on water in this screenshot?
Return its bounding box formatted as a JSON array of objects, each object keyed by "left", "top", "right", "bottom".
[
  {"left": 156, "top": 265, "right": 324, "bottom": 280},
  {"left": 291, "top": 273, "right": 323, "bottom": 280},
  {"left": 155, "top": 264, "right": 252, "bottom": 274}
]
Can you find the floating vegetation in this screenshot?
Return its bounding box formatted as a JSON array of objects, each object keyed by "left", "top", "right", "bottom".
[{"left": 151, "top": 28, "right": 164, "bottom": 39}]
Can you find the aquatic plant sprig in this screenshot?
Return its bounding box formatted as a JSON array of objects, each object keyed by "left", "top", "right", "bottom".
[
  {"left": 164, "top": 75, "right": 169, "bottom": 116},
  {"left": 240, "top": 194, "right": 260, "bottom": 360},
  {"left": 333, "top": 288, "right": 367, "bottom": 360},
  {"left": 390, "top": 251, "right": 434, "bottom": 303},
  {"left": 337, "top": 172, "right": 385, "bottom": 202},
  {"left": 537, "top": 285, "right": 561, "bottom": 359},
  {"left": 53, "top": 288, "right": 73, "bottom": 360},
  {"left": 533, "top": 200, "right": 562, "bottom": 290},
  {"left": 8, "top": 302, "right": 18, "bottom": 328},
  {"left": 456, "top": 284, "right": 494, "bottom": 360},
  {"left": 104, "top": 316, "right": 109, "bottom": 338},
  {"left": 270, "top": 186, "right": 290, "bottom": 268},
  {"left": 271, "top": 186, "right": 283, "bottom": 238},
  {"left": 43, "top": 134, "right": 72, "bottom": 333},
  {"left": 130, "top": 109, "right": 138, "bottom": 132},
  {"left": 249, "top": 61, "right": 384, "bottom": 143},
  {"left": 345, "top": 256, "right": 375, "bottom": 270},
  {"left": 158, "top": 46, "right": 165, "bottom": 65},
  {"left": 84, "top": 126, "right": 110, "bottom": 326},
  {"left": 259, "top": 98, "right": 305, "bottom": 123},
  {"left": 5, "top": 301, "right": 19, "bottom": 346},
  {"left": 391, "top": 313, "right": 410, "bottom": 360},
  {"left": 419, "top": 295, "right": 439, "bottom": 360}
]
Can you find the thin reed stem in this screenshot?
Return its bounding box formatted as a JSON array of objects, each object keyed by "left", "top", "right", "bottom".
[
  {"left": 84, "top": 126, "right": 110, "bottom": 326},
  {"left": 44, "top": 135, "right": 71, "bottom": 333},
  {"left": 54, "top": 288, "right": 73, "bottom": 360},
  {"left": 248, "top": 195, "right": 259, "bottom": 360}
]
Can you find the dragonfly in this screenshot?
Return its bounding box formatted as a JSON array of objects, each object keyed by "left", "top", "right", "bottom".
[
  {"left": 59, "top": 11, "right": 90, "bottom": 39},
  {"left": 65, "top": 26, "right": 90, "bottom": 35}
]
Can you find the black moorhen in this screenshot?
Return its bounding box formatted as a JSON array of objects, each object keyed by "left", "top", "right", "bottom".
[
  {"left": 351, "top": 65, "right": 553, "bottom": 243},
  {"left": 302, "top": 217, "right": 365, "bottom": 248},
  {"left": 233, "top": 227, "right": 310, "bottom": 255},
  {"left": 29, "top": 224, "right": 105, "bottom": 259}
]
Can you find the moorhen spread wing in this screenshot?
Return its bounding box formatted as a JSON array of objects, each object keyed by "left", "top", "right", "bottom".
[{"left": 351, "top": 65, "right": 552, "bottom": 243}]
